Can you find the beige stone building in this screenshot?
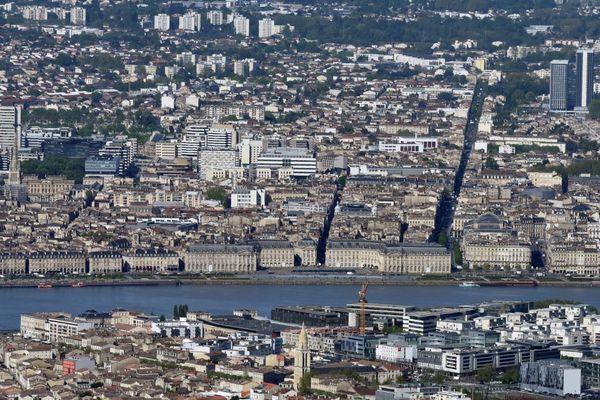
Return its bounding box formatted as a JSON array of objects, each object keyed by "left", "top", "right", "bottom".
[
  {"left": 462, "top": 241, "right": 531, "bottom": 270},
  {"left": 294, "top": 238, "right": 317, "bottom": 267},
  {"left": 527, "top": 171, "right": 562, "bottom": 188},
  {"left": 122, "top": 248, "right": 179, "bottom": 273},
  {"left": 326, "top": 240, "right": 451, "bottom": 274},
  {"left": 462, "top": 213, "right": 531, "bottom": 270},
  {"left": 184, "top": 244, "right": 257, "bottom": 273},
  {"left": 384, "top": 244, "right": 450, "bottom": 274},
  {"left": 547, "top": 244, "right": 600, "bottom": 276},
  {"left": 327, "top": 240, "right": 381, "bottom": 269},
  {"left": 29, "top": 251, "right": 86, "bottom": 274},
  {"left": 88, "top": 251, "right": 123, "bottom": 274},
  {"left": 404, "top": 213, "right": 436, "bottom": 229},
  {"left": 20, "top": 312, "right": 70, "bottom": 339},
  {"left": 255, "top": 240, "right": 294, "bottom": 268},
  {"left": 0, "top": 253, "right": 26, "bottom": 275},
  {"left": 23, "top": 175, "right": 74, "bottom": 202},
  {"left": 479, "top": 169, "right": 526, "bottom": 186}
]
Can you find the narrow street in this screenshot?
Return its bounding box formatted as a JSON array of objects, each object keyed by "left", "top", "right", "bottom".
[
  {"left": 431, "top": 81, "right": 487, "bottom": 245},
  {"left": 316, "top": 175, "right": 345, "bottom": 265}
]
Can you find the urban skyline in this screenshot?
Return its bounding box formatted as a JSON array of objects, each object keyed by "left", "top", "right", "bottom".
[{"left": 0, "top": 0, "right": 600, "bottom": 398}]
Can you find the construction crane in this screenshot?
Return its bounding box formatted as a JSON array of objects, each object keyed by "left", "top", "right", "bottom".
[{"left": 358, "top": 282, "right": 369, "bottom": 336}]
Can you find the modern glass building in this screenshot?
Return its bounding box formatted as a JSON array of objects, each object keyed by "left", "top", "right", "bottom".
[{"left": 550, "top": 60, "right": 569, "bottom": 111}]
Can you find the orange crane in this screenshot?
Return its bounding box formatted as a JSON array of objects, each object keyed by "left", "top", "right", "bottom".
[{"left": 358, "top": 282, "right": 369, "bottom": 336}]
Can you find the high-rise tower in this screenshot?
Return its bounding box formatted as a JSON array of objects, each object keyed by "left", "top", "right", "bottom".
[
  {"left": 0, "top": 106, "right": 19, "bottom": 150},
  {"left": 576, "top": 48, "right": 594, "bottom": 110},
  {"left": 549, "top": 60, "right": 569, "bottom": 112},
  {"left": 2, "top": 105, "right": 25, "bottom": 201}
]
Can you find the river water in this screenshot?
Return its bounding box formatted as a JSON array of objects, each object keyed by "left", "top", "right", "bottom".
[{"left": 1, "top": 284, "right": 598, "bottom": 330}]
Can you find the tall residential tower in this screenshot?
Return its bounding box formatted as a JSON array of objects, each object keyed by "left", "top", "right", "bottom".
[
  {"left": 576, "top": 48, "right": 594, "bottom": 110},
  {"left": 0, "top": 106, "right": 20, "bottom": 150},
  {"left": 550, "top": 48, "right": 594, "bottom": 113}
]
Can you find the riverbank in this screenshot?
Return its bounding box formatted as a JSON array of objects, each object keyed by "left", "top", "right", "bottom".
[
  {"left": 1, "top": 275, "right": 600, "bottom": 288},
  {"left": 1, "top": 284, "right": 600, "bottom": 330}
]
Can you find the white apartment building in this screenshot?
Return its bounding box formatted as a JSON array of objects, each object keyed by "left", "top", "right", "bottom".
[
  {"left": 375, "top": 343, "right": 418, "bottom": 363},
  {"left": 233, "top": 15, "right": 250, "bottom": 36},
  {"left": 234, "top": 58, "right": 256, "bottom": 76},
  {"left": 179, "top": 12, "right": 198, "bottom": 31},
  {"left": 161, "top": 94, "right": 175, "bottom": 109},
  {"left": 155, "top": 141, "right": 178, "bottom": 159},
  {"left": 432, "top": 391, "right": 471, "bottom": 400},
  {"left": 206, "top": 124, "right": 238, "bottom": 148},
  {"left": 231, "top": 188, "right": 266, "bottom": 208},
  {"left": 0, "top": 106, "right": 21, "bottom": 150},
  {"left": 177, "top": 52, "right": 197, "bottom": 65},
  {"left": 178, "top": 136, "right": 202, "bottom": 159},
  {"left": 203, "top": 103, "right": 265, "bottom": 121},
  {"left": 256, "top": 147, "right": 317, "bottom": 178},
  {"left": 198, "top": 148, "right": 239, "bottom": 180},
  {"left": 207, "top": 10, "right": 224, "bottom": 25},
  {"left": 22, "top": 6, "right": 48, "bottom": 20},
  {"left": 240, "top": 138, "right": 263, "bottom": 165},
  {"left": 207, "top": 53, "right": 227, "bottom": 71},
  {"left": 70, "top": 6, "right": 86, "bottom": 25},
  {"left": 436, "top": 320, "right": 473, "bottom": 333},
  {"left": 185, "top": 122, "right": 211, "bottom": 136},
  {"left": 154, "top": 13, "right": 170, "bottom": 31},
  {"left": 20, "top": 313, "right": 69, "bottom": 339},
  {"left": 378, "top": 136, "right": 438, "bottom": 153},
  {"left": 258, "top": 18, "right": 276, "bottom": 38},
  {"left": 47, "top": 317, "right": 93, "bottom": 343}
]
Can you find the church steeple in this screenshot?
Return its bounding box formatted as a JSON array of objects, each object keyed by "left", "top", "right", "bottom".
[
  {"left": 293, "top": 323, "right": 311, "bottom": 390},
  {"left": 298, "top": 323, "right": 308, "bottom": 349}
]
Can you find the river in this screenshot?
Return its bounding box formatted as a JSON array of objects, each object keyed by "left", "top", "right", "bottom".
[{"left": 1, "top": 284, "right": 599, "bottom": 330}]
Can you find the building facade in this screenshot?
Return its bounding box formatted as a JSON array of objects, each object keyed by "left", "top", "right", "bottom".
[
  {"left": 546, "top": 244, "right": 600, "bottom": 276},
  {"left": 23, "top": 175, "right": 74, "bottom": 202},
  {"left": 575, "top": 48, "right": 594, "bottom": 110},
  {"left": 70, "top": 7, "right": 86, "bottom": 25},
  {"left": 326, "top": 240, "right": 451, "bottom": 274},
  {"left": 549, "top": 60, "right": 569, "bottom": 111},
  {"left": 88, "top": 251, "right": 123, "bottom": 274},
  {"left": 256, "top": 148, "right": 317, "bottom": 178},
  {"left": 154, "top": 13, "right": 170, "bottom": 31},
  {"left": 198, "top": 148, "right": 239, "bottom": 180},
  {"left": 122, "top": 248, "right": 179, "bottom": 273},
  {"left": 0, "top": 253, "right": 26, "bottom": 275},
  {"left": 28, "top": 251, "right": 86, "bottom": 274},
  {"left": 255, "top": 240, "right": 295, "bottom": 268},
  {"left": 184, "top": 244, "right": 257, "bottom": 273},
  {"left": 233, "top": 16, "right": 250, "bottom": 36},
  {"left": 0, "top": 105, "right": 20, "bottom": 150}
]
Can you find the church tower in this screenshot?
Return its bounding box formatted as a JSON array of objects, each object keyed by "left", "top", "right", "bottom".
[
  {"left": 293, "top": 324, "right": 311, "bottom": 390},
  {"left": 7, "top": 111, "right": 21, "bottom": 186}
]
